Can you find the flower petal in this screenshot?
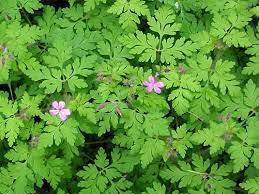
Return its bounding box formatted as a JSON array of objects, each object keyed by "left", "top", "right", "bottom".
[
  {"left": 58, "top": 101, "right": 65, "bottom": 109},
  {"left": 52, "top": 101, "right": 59, "bottom": 109},
  {"left": 49, "top": 109, "right": 59, "bottom": 116},
  {"left": 154, "top": 86, "right": 162, "bottom": 94},
  {"left": 59, "top": 109, "right": 70, "bottom": 121},
  {"left": 155, "top": 82, "right": 165, "bottom": 88},
  {"left": 146, "top": 84, "right": 153, "bottom": 92},
  {"left": 60, "top": 109, "right": 71, "bottom": 116},
  {"left": 148, "top": 76, "right": 155, "bottom": 84},
  {"left": 59, "top": 113, "right": 68, "bottom": 121},
  {"left": 143, "top": 81, "right": 150, "bottom": 86}
]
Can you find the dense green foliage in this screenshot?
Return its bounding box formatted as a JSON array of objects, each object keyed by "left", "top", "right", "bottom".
[{"left": 0, "top": 0, "right": 259, "bottom": 193}]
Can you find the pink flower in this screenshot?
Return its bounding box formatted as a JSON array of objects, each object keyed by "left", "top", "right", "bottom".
[
  {"left": 49, "top": 101, "right": 71, "bottom": 121},
  {"left": 143, "top": 75, "right": 165, "bottom": 94}
]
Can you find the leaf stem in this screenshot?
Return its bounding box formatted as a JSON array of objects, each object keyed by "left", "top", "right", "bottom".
[
  {"left": 86, "top": 139, "right": 111, "bottom": 145},
  {"left": 209, "top": 49, "right": 224, "bottom": 77},
  {"left": 21, "top": 8, "right": 32, "bottom": 25},
  {"left": 188, "top": 111, "right": 204, "bottom": 123},
  {"left": 186, "top": 169, "right": 208, "bottom": 176},
  {"left": 8, "top": 82, "right": 14, "bottom": 101},
  {"left": 156, "top": 34, "right": 163, "bottom": 72},
  {"left": 238, "top": 109, "right": 257, "bottom": 127}
]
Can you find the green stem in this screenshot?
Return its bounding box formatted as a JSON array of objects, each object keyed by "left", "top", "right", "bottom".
[
  {"left": 8, "top": 82, "right": 14, "bottom": 101},
  {"left": 156, "top": 34, "right": 163, "bottom": 72},
  {"left": 21, "top": 8, "right": 32, "bottom": 25},
  {"left": 158, "top": 34, "right": 163, "bottom": 51},
  {"left": 186, "top": 169, "right": 208, "bottom": 176},
  {"left": 86, "top": 139, "right": 111, "bottom": 145},
  {"left": 188, "top": 111, "right": 204, "bottom": 123},
  {"left": 209, "top": 49, "right": 224, "bottom": 77},
  {"left": 83, "top": 153, "right": 95, "bottom": 162},
  {"left": 204, "top": 47, "right": 226, "bottom": 86},
  {"left": 238, "top": 109, "right": 257, "bottom": 127}
]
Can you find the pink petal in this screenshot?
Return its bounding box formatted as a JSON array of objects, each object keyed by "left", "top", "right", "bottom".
[
  {"left": 154, "top": 86, "right": 162, "bottom": 94},
  {"left": 49, "top": 109, "right": 59, "bottom": 116},
  {"left": 59, "top": 109, "right": 71, "bottom": 121},
  {"left": 146, "top": 84, "right": 153, "bottom": 92},
  {"left": 59, "top": 113, "right": 68, "bottom": 121},
  {"left": 58, "top": 101, "right": 65, "bottom": 109},
  {"left": 52, "top": 101, "right": 59, "bottom": 109},
  {"left": 148, "top": 76, "right": 155, "bottom": 84},
  {"left": 143, "top": 81, "right": 150, "bottom": 86},
  {"left": 155, "top": 82, "right": 165, "bottom": 88},
  {"left": 59, "top": 109, "right": 70, "bottom": 121},
  {"left": 60, "top": 109, "right": 71, "bottom": 116}
]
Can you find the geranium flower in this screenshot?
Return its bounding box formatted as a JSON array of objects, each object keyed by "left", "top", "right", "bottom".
[
  {"left": 143, "top": 75, "right": 165, "bottom": 94},
  {"left": 49, "top": 101, "right": 71, "bottom": 121}
]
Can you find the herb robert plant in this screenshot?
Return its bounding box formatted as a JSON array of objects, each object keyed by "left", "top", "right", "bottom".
[{"left": 0, "top": 0, "right": 258, "bottom": 194}]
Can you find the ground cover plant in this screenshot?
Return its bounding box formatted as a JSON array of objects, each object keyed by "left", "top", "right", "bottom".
[{"left": 0, "top": 0, "right": 259, "bottom": 193}]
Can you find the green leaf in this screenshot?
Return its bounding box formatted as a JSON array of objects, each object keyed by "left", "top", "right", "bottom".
[
  {"left": 67, "top": 76, "right": 88, "bottom": 91},
  {"left": 118, "top": 11, "right": 139, "bottom": 31},
  {"left": 171, "top": 93, "right": 190, "bottom": 115},
  {"left": 160, "top": 155, "right": 235, "bottom": 192},
  {"left": 0, "top": 95, "right": 18, "bottom": 117},
  {"left": 5, "top": 22, "right": 42, "bottom": 55},
  {"left": 64, "top": 55, "right": 96, "bottom": 91},
  {"left": 211, "top": 13, "right": 231, "bottom": 38},
  {"left": 161, "top": 37, "right": 197, "bottom": 65},
  {"left": 250, "top": 6, "right": 259, "bottom": 16},
  {"left": 28, "top": 54, "right": 96, "bottom": 93},
  {"left": 60, "top": 119, "right": 79, "bottom": 146},
  {"left": 243, "top": 79, "right": 259, "bottom": 109},
  {"left": 243, "top": 55, "right": 259, "bottom": 75},
  {"left": 164, "top": 73, "right": 201, "bottom": 115},
  {"left": 139, "top": 138, "right": 165, "bottom": 168},
  {"left": 171, "top": 124, "right": 193, "bottom": 158},
  {"left": 240, "top": 177, "right": 259, "bottom": 194},
  {"left": 160, "top": 155, "right": 210, "bottom": 188},
  {"left": 39, "top": 118, "right": 79, "bottom": 147},
  {"left": 45, "top": 156, "right": 65, "bottom": 189},
  {"left": 190, "top": 31, "right": 214, "bottom": 54},
  {"left": 120, "top": 31, "right": 159, "bottom": 62},
  {"left": 38, "top": 132, "right": 54, "bottom": 148},
  {"left": 210, "top": 60, "right": 240, "bottom": 96},
  {"left": 70, "top": 94, "right": 97, "bottom": 123},
  {"left": 20, "top": 92, "right": 44, "bottom": 117},
  {"left": 0, "top": 0, "right": 41, "bottom": 21},
  {"left": 143, "top": 113, "right": 170, "bottom": 136},
  {"left": 5, "top": 143, "right": 29, "bottom": 162},
  {"left": 247, "top": 118, "right": 259, "bottom": 146},
  {"left": 18, "top": 0, "right": 42, "bottom": 13},
  {"left": 205, "top": 164, "right": 235, "bottom": 194},
  {"left": 0, "top": 1, "right": 20, "bottom": 21},
  {"left": 223, "top": 29, "right": 251, "bottom": 47},
  {"left": 223, "top": 79, "right": 259, "bottom": 119},
  {"left": 84, "top": 0, "right": 106, "bottom": 12},
  {"left": 142, "top": 182, "right": 166, "bottom": 194},
  {"left": 192, "top": 122, "right": 226, "bottom": 155},
  {"left": 251, "top": 148, "right": 259, "bottom": 170},
  {"left": 0, "top": 162, "right": 34, "bottom": 194},
  {"left": 78, "top": 148, "right": 137, "bottom": 194},
  {"left": 148, "top": 6, "right": 181, "bottom": 36},
  {"left": 108, "top": 0, "right": 149, "bottom": 30},
  {"left": 43, "top": 38, "right": 72, "bottom": 68},
  {"left": 29, "top": 66, "right": 62, "bottom": 94},
  {"left": 5, "top": 117, "right": 24, "bottom": 147},
  {"left": 187, "top": 54, "right": 211, "bottom": 82},
  {"left": 228, "top": 141, "right": 252, "bottom": 173}
]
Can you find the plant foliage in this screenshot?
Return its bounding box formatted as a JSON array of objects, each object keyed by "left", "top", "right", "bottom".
[{"left": 0, "top": 0, "right": 258, "bottom": 193}]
